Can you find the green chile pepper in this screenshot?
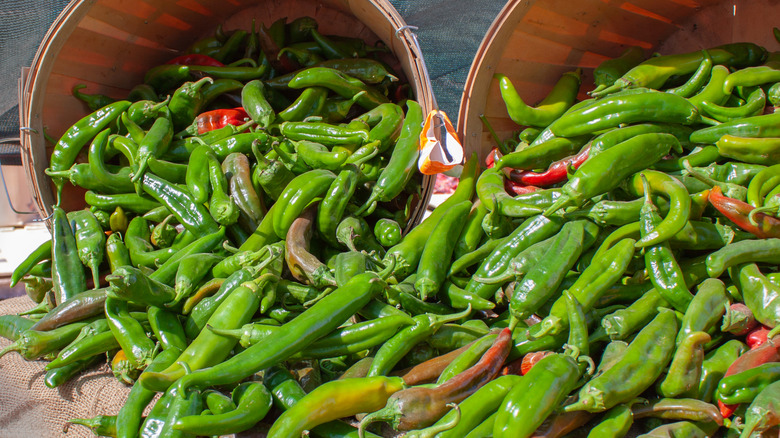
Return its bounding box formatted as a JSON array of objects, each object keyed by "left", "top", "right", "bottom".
[
  {"left": 565, "top": 309, "right": 678, "bottom": 413},
  {"left": 495, "top": 69, "right": 581, "bottom": 128},
  {"left": 287, "top": 67, "right": 389, "bottom": 110},
  {"left": 51, "top": 205, "right": 87, "bottom": 305}
]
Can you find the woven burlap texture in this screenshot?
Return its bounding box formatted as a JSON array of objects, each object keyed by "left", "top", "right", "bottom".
[{"left": 0, "top": 295, "right": 131, "bottom": 438}]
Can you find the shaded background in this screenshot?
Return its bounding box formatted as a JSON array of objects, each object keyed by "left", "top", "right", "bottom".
[{"left": 0, "top": 0, "right": 507, "bottom": 154}]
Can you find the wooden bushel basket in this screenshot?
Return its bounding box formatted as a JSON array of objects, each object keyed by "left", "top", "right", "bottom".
[
  {"left": 18, "top": 0, "right": 435, "bottom": 231},
  {"left": 457, "top": 0, "right": 780, "bottom": 162}
]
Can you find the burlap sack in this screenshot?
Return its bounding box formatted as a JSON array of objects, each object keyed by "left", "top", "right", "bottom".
[{"left": 0, "top": 295, "right": 132, "bottom": 438}]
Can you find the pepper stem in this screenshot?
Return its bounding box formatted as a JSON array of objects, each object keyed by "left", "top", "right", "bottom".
[
  {"left": 358, "top": 405, "right": 398, "bottom": 438},
  {"left": 0, "top": 341, "right": 20, "bottom": 360},
  {"left": 431, "top": 305, "right": 472, "bottom": 331},
  {"left": 527, "top": 316, "right": 558, "bottom": 339},
  {"left": 543, "top": 195, "right": 574, "bottom": 217},
  {"left": 205, "top": 325, "right": 243, "bottom": 340}
]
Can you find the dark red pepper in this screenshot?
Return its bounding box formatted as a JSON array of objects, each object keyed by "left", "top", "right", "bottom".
[
  {"left": 708, "top": 186, "right": 780, "bottom": 238},
  {"left": 165, "top": 54, "right": 225, "bottom": 67},
  {"left": 510, "top": 145, "right": 590, "bottom": 187},
  {"left": 504, "top": 179, "right": 541, "bottom": 196},
  {"left": 195, "top": 107, "right": 250, "bottom": 134}
]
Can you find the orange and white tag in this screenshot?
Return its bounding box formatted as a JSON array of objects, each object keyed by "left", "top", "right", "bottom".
[{"left": 418, "top": 109, "right": 464, "bottom": 175}]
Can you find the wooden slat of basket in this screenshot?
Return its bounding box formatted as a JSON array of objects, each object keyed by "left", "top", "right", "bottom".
[
  {"left": 620, "top": 0, "right": 699, "bottom": 24},
  {"left": 50, "top": 27, "right": 171, "bottom": 88},
  {"left": 520, "top": 0, "right": 678, "bottom": 54}
]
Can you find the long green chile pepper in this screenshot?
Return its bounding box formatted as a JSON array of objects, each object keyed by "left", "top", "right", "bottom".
[
  {"left": 592, "top": 46, "right": 646, "bottom": 93},
  {"left": 529, "top": 237, "right": 636, "bottom": 338},
  {"left": 29, "top": 288, "right": 107, "bottom": 331},
  {"left": 51, "top": 205, "right": 87, "bottom": 305},
  {"left": 735, "top": 380, "right": 780, "bottom": 437},
  {"left": 149, "top": 225, "right": 225, "bottom": 287},
  {"left": 658, "top": 331, "right": 711, "bottom": 398},
  {"left": 690, "top": 112, "right": 780, "bottom": 144},
  {"left": 124, "top": 216, "right": 176, "bottom": 269},
  {"left": 367, "top": 307, "right": 472, "bottom": 378},
  {"left": 415, "top": 201, "right": 472, "bottom": 301},
  {"left": 706, "top": 238, "right": 780, "bottom": 278},
  {"left": 185, "top": 268, "right": 251, "bottom": 338},
  {"left": 288, "top": 67, "right": 389, "bottom": 110},
  {"left": 114, "top": 347, "right": 181, "bottom": 438},
  {"left": 687, "top": 64, "right": 731, "bottom": 111},
  {"left": 494, "top": 349, "right": 583, "bottom": 438},
  {"left": 730, "top": 263, "right": 780, "bottom": 329},
  {"left": 142, "top": 172, "right": 220, "bottom": 236},
  {"left": 601, "top": 288, "right": 669, "bottom": 340},
  {"left": 549, "top": 91, "right": 699, "bottom": 138},
  {"left": 496, "top": 69, "right": 581, "bottom": 127},
  {"left": 590, "top": 43, "right": 766, "bottom": 96},
  {"left": 46, "top": 130, "right": 134, "bottom": 194},
  {"left": 186, "top": 144, "right": 214, "bottom": 204},
  {"left": 175, "top": 272, "right": 387, "bottom": 392},
  {"left": 272, "top": 168, "right": 336, "bottom": 239},
  {"left": 704, "top": 87, "right": 767, "bottom": 122},
  {"left": 565, "top": 308, "right": 678, "bottom": 413},
  {"left": 639, "top": 421, "right": 717, "bottom": 437},
  {"left": 631, "top": 398, "right": 724, "bottom": 426},
  {"left": 173, "top": 380, "right": 272, "bottom": 436},
  {"left": 48, "top": 100, "right": 131, "bottom": 198},
  {"left": 242, "top": 79, "right": 275, "bottom": 129},
  {"left": 666, "top": 50, "right": 713, "bottom": 97},
  {"left": 0, "top": 319, "right": 92, "bottom": 361},
  {"left": 508, "top": 220, "right": 587, "bottom": 322},
  {"left": 105, "top": 296, "right": 156, "bottom": 369},
  {"left": 295, "top": 140, "right": 351, "bottom": 170},
  {"left": 171, "top": 253, "right": 222, "bottom": 306},
  {"left": 355, "top": 102, "right": 404, "bottom": 153},
  {"left": 140, "top": 274, "right": 277, "bottom": 392},
  {"left": 84, "top": 191, "right": 161, "bottom": 214},
  {"left": 45, "top": 329, "right": 119, "bottom": 369},
  {"left": 360, "top": 327, "right": 512, "bottom": 434},
  {"left": 44, "top": 354, "right": 103, "bottom": 389},
  {"left": 168, "top": 77, "right": 212, "bottom": 130},
  {"left": 716, "top": 362, "right": 780, "bottom": 405},
  {"left": 206, "top": 151, "right": 240, "bottom": 226},
  {"left": 278, "top": 86, "right": 328, "bottom": 122},
  {"left": 67, "top": 209, "right": 106, "bottom": 288},
  {"left": 588, "top": 123, "right": 691, "bottom": 157},
  {"left": 0, "top": 315, "right": 35, "bottom": 342},
  {"left": 382, "top": 153, "right": 479, "bottom": 278},
  {"left": 355, "top": 101, "right": 423, "bottom": 216},
  {"left": 453, "top": 201, "right": 488, "bottom": 260},
  {"left": 252, "top": 154, "right": 295, "bottom": 202},
  {"left": 623, "top": 170, "right": 691, "bottom": 248},
  {"left": 291, "top": 315, "right": 415, "bottom": 360},
  {"left": 587, "top": 403, "right": 636, "bottom": 438},
  {"left": 465, "top": 214, "right": 564, "bottom": 301},
  {"left": 676, "top": 278, "right": 729, "bottom": 345},
  {"left": 639, "top": 176, "right": 693, "bottom": 312},
  {"left": 279, "top": 120, "right": 369, "bottom": 147},
  {"left": 131, "top": 116, "right": 174, "bottom": 186},
  {"left": 105, "top": 265, "right": 176, "bottom": 307},
  {"left": 10, "top": 239, "right": 52, "bottom": 288},
  {"left": 545, "top": 133, "right": 680, "bottom": 215},
  {"left": 147, "top": 306, "right": 187, "bottom": 352},
  {"left": 423, "top": 375, "right": 522, "bottom": 438}
]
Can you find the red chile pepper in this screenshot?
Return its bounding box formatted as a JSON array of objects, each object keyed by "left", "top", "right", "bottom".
[
  {"left": 747, "top": 325, "right": 771, "bottom": 349},
  {"left": 359, "top": 328, "right": 512, "bottom": 433},
  {"left": 510, "top": 145, "right": 590, "bottom": 187},
  {"left": 708, "top": 186, "right": 780, "bottom": 238},
  {"left": 717, "top": 334, "right": 780, "bottom": 418},
  {"left": 504, "top": 179, "right": 541, "bottom": 196},
  {"left": 165, "top": 54, "right": 225, "bottom": 67},
  {"left": 194, "top": 108, "right": 249, "bottom": 135},
  {"left": 519, "top": 350, "right": 554, "bottom": 375}
]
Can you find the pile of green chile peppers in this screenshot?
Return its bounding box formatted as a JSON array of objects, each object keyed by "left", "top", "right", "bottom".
[{"left": 7, "top": 19, "right": 780, "bottom": 438}]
